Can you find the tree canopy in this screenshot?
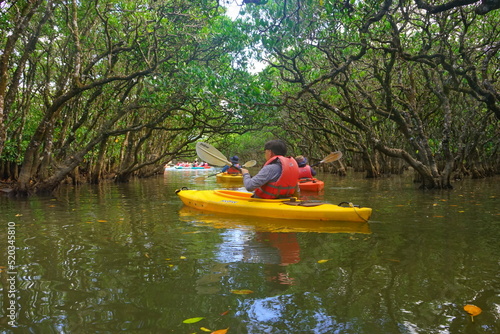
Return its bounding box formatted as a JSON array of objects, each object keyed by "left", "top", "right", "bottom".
[{"left": 0, "top": 0, "right": 498, "bottom": 194}]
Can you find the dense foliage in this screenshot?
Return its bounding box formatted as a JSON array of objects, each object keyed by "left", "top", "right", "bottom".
[
  {"left": 0, "top": 0, "right": 498, "bottom": 194},
  {"left": 234, "top": 0, "right": 500, "bottom": 188}
]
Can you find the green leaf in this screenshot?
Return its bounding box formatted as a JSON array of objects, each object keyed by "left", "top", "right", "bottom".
[{"left": 182, "top": 317, "right": 205, "bottom": 324}]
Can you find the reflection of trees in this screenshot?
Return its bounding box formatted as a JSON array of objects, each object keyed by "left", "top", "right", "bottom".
[{"left": 2, "top": 180, "right": 498, "bottom": 332}]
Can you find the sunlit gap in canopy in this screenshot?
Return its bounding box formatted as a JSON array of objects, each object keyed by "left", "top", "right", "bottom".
[{"left": 222, "top": 0, "right": 268, "bottom": 74}]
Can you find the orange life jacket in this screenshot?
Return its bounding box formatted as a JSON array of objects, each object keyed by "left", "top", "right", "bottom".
[
  {"left": 226, "top": 164, "right": 241, "bottom": 174},
  {"left": 298, "top": 165, "right": 313, "bottom": 179},
  {"left": 254, "top": 156, "right": 299, "bottom": 199}
]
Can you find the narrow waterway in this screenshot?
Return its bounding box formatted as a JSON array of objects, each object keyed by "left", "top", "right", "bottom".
[{"left": 1, "top": 170, "right": 499, "bottom": 333}]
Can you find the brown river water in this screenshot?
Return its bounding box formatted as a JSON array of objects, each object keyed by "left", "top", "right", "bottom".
[{"left": 1, "top": 169, "right": 499, "bottom": 333}]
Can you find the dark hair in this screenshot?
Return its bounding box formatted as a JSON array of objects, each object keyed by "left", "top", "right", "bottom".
[{"left": 264, "top": 139, "right": 287, "bottom": 156}]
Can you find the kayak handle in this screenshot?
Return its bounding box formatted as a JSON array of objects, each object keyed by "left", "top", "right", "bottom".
[
  {"left": 175, "top": 187, "right": 189, "bottom": 194},
  {"left": 338, "top": 201, "right": 361, "bottom": 208}
]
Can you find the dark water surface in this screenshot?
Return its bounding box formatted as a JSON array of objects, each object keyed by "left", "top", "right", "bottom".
[{"left": 1, "top": 170, "right": 499, "bottom": 333}]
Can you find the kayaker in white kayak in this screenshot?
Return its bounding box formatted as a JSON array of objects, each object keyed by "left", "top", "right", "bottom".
[
  {"left": 221, "top": 156, "right": 242, "bottom": 174},
  {"left": 241, "top": 140, "right": 300, "bottom": 199}
]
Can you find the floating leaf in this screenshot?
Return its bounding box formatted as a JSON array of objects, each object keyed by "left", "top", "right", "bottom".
[
  {"left": 220, "top": 310, "right": 230, "bottom": 316},
  {"left": 317, "top": 259, "right": 329, "bottom": 263},
  {"left": 464, "top": 304, "right": 481, "bottom": 316},
  {"left": 211, "top": 328, "right": 229, "bottom": 334},
  {"left": 180, "top": 256, "right": 187, "bottom": 260},
  {"left": 200, "top": 327, "right": 212, "bottom": 332},
  {"left": 182, "top": 317, "right": 204, "bottom": 324},
  {"left": 231, "top": 289, "right": 253, "bottom": 295},
  {"left": 464, "top": 304, "right": 482, "bottom": 322}
]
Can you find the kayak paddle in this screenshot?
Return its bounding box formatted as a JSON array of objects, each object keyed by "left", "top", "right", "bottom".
[
  {"left": 194, "top": 159, "right": 257, "bottom": 181},
  {"left": 310, "top": 151, "right": 343, "bottom": 167},
  {"left": 194, "top": 160, "right": 257, "bottom": 180},
  {"left": 194, "top": 142, "right": 256, "bottom": 180},
  {"left": 196, "top": 142, "right": 231, "bottom": 166}
]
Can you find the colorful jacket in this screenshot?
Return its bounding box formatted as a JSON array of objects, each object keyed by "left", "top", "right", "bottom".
[{"left": 254, "top": 156, "right": 299, "bottom": 199}]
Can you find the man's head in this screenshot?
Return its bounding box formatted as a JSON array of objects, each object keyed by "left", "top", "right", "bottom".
[
  {"left": 264, "top": 139, "right": 287, "bottom": 157},
  {"left": 295, "top": 155, "right": 307, "bottom": 167}
]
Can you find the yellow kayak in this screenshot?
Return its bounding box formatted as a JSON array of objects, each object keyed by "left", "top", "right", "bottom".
[
  {"left": 216, "top": 172, "right": 243, "bottom": 182},
  {"left": 175, "top": 188, "right": 372, "bottom": 222}
]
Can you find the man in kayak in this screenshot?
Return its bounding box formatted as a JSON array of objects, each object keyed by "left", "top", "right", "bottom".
[
  {"left": 221, "top": 156, "right": 242, "bottom": 174},
  {"left": 241, "top": 140, "right": 300, "bottom": 199},
  {"left": 295, "top": 155, "right": 317, "bottom": 179}
]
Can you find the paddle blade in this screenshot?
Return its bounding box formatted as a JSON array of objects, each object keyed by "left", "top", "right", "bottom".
[
  {"left": 321, "top": 151, "right": 343, "bottom": 163},
  {"left": 196, "top": 142, "right": 231, "bottom": 167},
  {"left": 243, "top": 160, "right": 257, "bottom": 168}
]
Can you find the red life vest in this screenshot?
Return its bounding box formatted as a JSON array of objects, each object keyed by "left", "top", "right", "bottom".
[
  {"left": 254, "top": 156, "right": 299, "bottom": 199},
  {"left": 298, "top": 165, "right": 313, "bottom": 179},
  {"left": 226, "top": 164, "right": 241, "bottom": 174}
]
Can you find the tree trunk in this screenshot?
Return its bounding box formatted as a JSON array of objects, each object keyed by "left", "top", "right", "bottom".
[{"left": 90, "top": 139, "right": 109, "bottom": 184}]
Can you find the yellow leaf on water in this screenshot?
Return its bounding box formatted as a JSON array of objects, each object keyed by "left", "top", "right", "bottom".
[
  {"left": 182, "top": 317, "right": 204, "bottom": 324},
  {"left": 317, "top": 259, "right": 329, "bottom": 263},
  {"left": 180, "top": 256, "right": 187, "bottom": 260},
  {"left": 200, "top": 327, "right": 212, "bottom": 332},
  {"left": 211, "top": 328, "right": 229, "bottom": 334},
  {"left": 464, "top": 304, "right": 482, "bottom": 316},
  {"left": 98, "top": 219, "right": 107, "bottom": 222},
  {"left": 231, "top": 289, "right": 253, "bottom": 295},
  {"left": 464, "top": 304, "right": 482, "bottom": 322}
]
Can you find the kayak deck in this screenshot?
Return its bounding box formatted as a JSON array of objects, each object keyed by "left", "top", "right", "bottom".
[{"left": 175, "top": 188, "right": 372, "bottom": 222}]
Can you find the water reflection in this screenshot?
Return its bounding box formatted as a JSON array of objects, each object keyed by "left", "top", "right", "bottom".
[
  {"left": 178, "top": 206, "right": 372, "bottom": 234},
  {"left": 1, "top": 174, "right": 499, "bottom": 333},
  {"left": 179, "top": 205, "right": 372, "bottom": 299}
]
